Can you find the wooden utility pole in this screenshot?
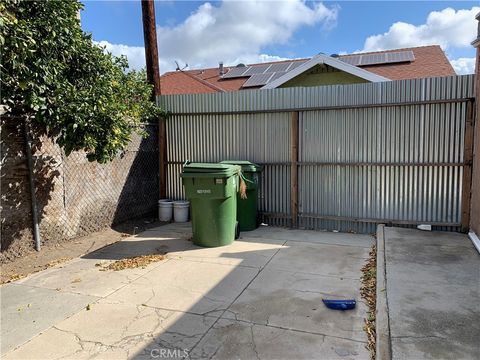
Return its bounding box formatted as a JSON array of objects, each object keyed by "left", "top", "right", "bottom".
[
  {"left": 291, "top": 111, "right": 299, "bottom": 228},
  {"left": 141, "top": 0, "right": 161, "bottom": 97},
  {"left": 461, "top": 100, "right": 475, "bottom": 233},
  {"left": 141, "top": 0, "right": 167, "bottom": 199}
]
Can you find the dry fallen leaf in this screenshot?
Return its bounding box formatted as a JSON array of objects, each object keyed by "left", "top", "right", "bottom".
[
  {"left": 71, "top": 278, "right": 82, "bottom": 283},
  {"left": 95, "top": 261, "right": 108, "bottom": 267},
  {"left": 96, "top": 254, "right": 166, "bottom": 271},
  {"left": 4, "top": 273, "right": 25, "bottom": 284},
  {"left": 46, "top": 257, "right": 72, "bottom": 269},
  {"left": 360, "top": 244, "right": 377, "bottom": 360}
]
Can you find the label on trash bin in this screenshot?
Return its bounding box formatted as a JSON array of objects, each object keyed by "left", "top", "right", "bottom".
[
  {"left": 197, "top": 189, "right": 211, "bottom": 194},
  {"left": 215, "top": 178, "right": 223, "bottom": 184}
]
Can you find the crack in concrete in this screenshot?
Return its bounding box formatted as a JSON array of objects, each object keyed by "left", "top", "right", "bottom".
[
  {"left": 144, "top": 287, "right": 157, "bottom": 305},
  {"left": 290, "top": 270, "right": 361, "bottom": 281},
  {"left": 207, "top": 341, "right": 222, "bottom": 360},
  {"left": 52, "top": 325, "right": 115, "bottom": 357},
  {"left": 118, "top": 304, "right": 144, "bottom": 340},
  {"left": 392, "top": 335, "right": 448, "bottom": 340},
  {"left": 212, "top": 316, "right": 367, "bottom": 345},
  {"left": 200, "top": 308, "right": 227, "bottom": 317},
  {"left": 52, "top": 310, "right": 173, "bottom": 359},
  {"left": 186, "top": 261, "right": 266, "bottom": 357},
  {"left": 292, "top": 288, "right": 353, "bottom": 297},
  {"left": 221, "top": 309, "right": 240, "bottom": 321},
  {"left": 249, "top": 323, "right": 261, "bottom": 360}
]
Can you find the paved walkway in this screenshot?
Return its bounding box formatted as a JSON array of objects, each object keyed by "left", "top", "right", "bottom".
[
  {"left": 1, "top": 223, "right": 373, "bottom": 359},
  {"left": 383, "top": 227, "right": 480, "bottom": 360}
]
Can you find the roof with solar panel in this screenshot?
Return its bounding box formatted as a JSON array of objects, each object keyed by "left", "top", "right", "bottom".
[
  {"left": 220, "top": 50, "right": 416, "bottom": 88},
  {"left": 223, "top": 60, "right": 308, "bottom": 88},
  {"left": 160, "top": 46, "right": 456, "bottom": 95},
  {"left": 340, "top": 50, "right": 415, "bottom": 66}
]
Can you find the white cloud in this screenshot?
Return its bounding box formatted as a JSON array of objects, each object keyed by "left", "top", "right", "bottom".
[
  {"left": 157, "top": 0, "right": 337, "bottom": 69},
  {"left": 94, "top": 0, "right": 338, "bottom": 73},
  {"left": 362, "top": 6, "right": 480, "bottom": 52},
  {"left": 95, "top": 41, "right": 146, "bottom": 70},
  {"left": 450, "top": 57, "right": 476, "bottom": 75}
]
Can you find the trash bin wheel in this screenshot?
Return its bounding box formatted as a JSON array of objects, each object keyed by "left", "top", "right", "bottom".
[
  {"left": 235, "top": 221, "right": 240, "bottom": 240},
  {"left": 256, "top": 213, "right": 262, "bottom": 227}
]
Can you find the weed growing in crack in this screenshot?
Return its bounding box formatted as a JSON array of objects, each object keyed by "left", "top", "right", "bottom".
[{"left": 361, "top": 244, "right": 377, "bottom": 359}]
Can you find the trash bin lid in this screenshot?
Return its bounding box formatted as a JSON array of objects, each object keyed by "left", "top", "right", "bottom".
[
  {"left": 220, "top": 160, "right": 262, "bottom": 172},
  {"left": 181, "top": 162, "right": 241, "bottom": 177}
]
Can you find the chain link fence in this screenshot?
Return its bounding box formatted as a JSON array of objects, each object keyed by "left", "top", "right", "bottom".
[{"left": 1, "top": 116, "right": 159, "bottom": 261}]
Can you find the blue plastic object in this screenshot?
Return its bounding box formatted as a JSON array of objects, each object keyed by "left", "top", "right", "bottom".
[{"left": 322, "top": 299, "right": 356, "bottom": 310}]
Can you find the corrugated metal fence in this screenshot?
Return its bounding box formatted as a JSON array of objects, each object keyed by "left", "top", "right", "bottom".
[{"left": 158, "top": 75, "right": 475, "bottom": 233}]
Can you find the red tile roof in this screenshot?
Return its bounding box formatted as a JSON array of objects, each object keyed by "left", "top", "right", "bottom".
[
  {"left": 161, "top": 71, "right": 218, "bottom": 95},
  {"left": 160, "top": 45, "right": 456, "bottom": 95},
  {"left": 346, "top": 46, "right": 455, "bottom": 80}
]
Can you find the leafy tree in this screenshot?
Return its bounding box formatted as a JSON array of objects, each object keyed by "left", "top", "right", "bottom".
[{"left": 0, "top": 0, "right": 165, "bottom": 163}]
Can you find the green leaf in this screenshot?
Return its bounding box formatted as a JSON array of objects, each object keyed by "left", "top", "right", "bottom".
[{"left": 1, "top": 0, "right": 166, "bottom": 163}]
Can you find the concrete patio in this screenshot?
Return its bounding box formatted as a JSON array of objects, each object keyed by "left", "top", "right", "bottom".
[
  {"left": 380, "top": 226, "right": 480, "bottom": 360},
  {"left": 1, "top": 223, "right": 373, "bottom": 359}
]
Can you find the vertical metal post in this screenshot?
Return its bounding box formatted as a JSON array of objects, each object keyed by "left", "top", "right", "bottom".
[
  {"left": 141, "top": 0, "right": 166, "bottom": 199},
  {"left": 24, "top": 120, "right": 41, "bottom": 251},
  {"left": 291, "top": 111, "right": 299, "bottom": 228},
  {"left": 461, "top": 100, "right": 475, "bottom": 233}
]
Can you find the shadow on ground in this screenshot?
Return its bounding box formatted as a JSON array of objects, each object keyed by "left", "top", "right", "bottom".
[{"left": 2, "top": 223, "right": 373, "bottom": 359}]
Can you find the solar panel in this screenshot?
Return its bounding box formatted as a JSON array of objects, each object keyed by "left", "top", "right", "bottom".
[
  {"left": 267, "top": 62, "right": 293, "bottom": 73},
  {"left": 243, "top": 64, "right": 272, "bottom": 76},
  {"left": 361, "top": 53, "right": 387, "bottom": 66},
  {"left": 242, "top": 73, "right": 274, "bottom": 88},
  {"left": 222, "top": 67, "right": 249, "bottom": 78},
  {"left": 241, "top": 71, "right": 289, "bottom": 88},
  {"left": 340, "top": 51, "right": 415, "bottom": 67},
  {"left": 287, "top": 61, "right": 307, "bottom": 71},
  {"left": 339, "top": 56, "right": 360, "bottom": 65},
  {"left": 268, "top": 71, "right": 287, "bottom": 82},
  {"left": 222, "top": 59, "right": 310, "bottom": 79},
  {"left": 386, "top": 51, "right": 415, "bottom": 63}
]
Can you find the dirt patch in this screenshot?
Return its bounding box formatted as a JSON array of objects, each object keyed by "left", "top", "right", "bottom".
[
  {"left": 95, "top": 254, "right": 166, "bottom": 271},
  {"left": 0, "top": 218, "right": 166, "bottom": 284},
  {"left": 361, "top": 244, "right": 377, "bottom": 360}
]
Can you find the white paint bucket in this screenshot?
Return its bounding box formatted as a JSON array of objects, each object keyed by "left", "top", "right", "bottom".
[
  {"left": 173, "top": 201, "right": 190, "bottom": 222},
  {"left": 158, "top": 199, "right": 173, "bottom": 222}
]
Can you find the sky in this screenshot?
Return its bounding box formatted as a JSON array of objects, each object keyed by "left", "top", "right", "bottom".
[{"left": 80, "top": 0, "right": 479, "bottom": 75}]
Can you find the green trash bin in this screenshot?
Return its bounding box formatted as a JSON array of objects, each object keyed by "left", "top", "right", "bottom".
[
  {"left": 221, "top": 160, "right": 262, "bottom": 231},
  {"left": 181, "top": 162, "right": 241, "bottom": 247}
]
